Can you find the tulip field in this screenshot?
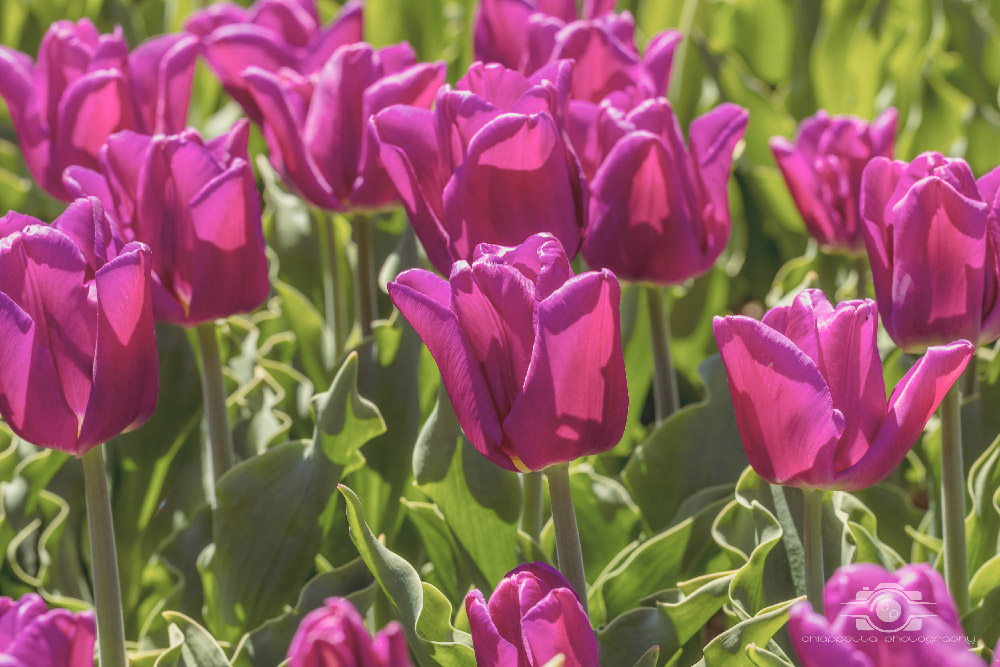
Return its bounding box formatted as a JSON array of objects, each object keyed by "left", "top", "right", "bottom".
[{"left": 3, "top": 0, "right": 1000, "bottom": 665}]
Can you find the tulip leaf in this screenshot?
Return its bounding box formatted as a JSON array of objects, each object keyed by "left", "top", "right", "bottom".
[
  {"left": 631, "top": 646, "right": 660, "bottom": 667},
  {"left": 340, "top": 485, "right": 477, "bottom": 667},
  {"left": 401, "top": 499, "right": 467, "bottom": 603},
  {"left": 745, "top": 642, "right": 794, "bottom": 667},
  {"left": 154, "top": 612, "right": 231, "bottom": 667},
  {"left": 696, "top": 598, "right": 800, "bottom": 667},
  {"left": 313, "top": 352, "right": 386, "bottom": 465},
  {"left": 967, "top": 433, "right": 1000, "bottom": 575}
]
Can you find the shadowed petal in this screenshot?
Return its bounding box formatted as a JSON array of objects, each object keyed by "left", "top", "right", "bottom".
[
  {"left": 466, "top": 590, "right": 523, "bottom": 667},
  {"left": 474, "top": 0, "right": 534, "bottom": 71},
  {"left": 521, "top": 589, "right": 599, "bottom": 667},
  {"left": 788, "top": 602, "right": 873, "bottom": 667},
  {"left": 127, "top": 33, "right": 198, "bottom": 134},
  {"left": 2, "top": 607, "right": 95, "bottom": 667}
]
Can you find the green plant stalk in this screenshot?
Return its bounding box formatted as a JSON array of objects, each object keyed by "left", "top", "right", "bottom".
[
  {"left": 940, "top": 382, "right": 970, "bottom": 614},
  {"left": 854, "top": 255, "right": 868, "bottom": 299},
  {"left": 646, "top": 285, "right": 679, "bottom": 423},
  {"left": 196, "top": 322, "right": 234, "bottom": 502},
  {"left": 354, "top": 212, "right": 378, "bottom": 338},
  {"left": 546, "top": 463, "right": 588, "bottom": 615},
  {"left": 323, "top": 211, "right": 346, "bottom": 359},
  {"left": 81, "top": 446, "right": 128, "bottom": 667},
  {"left": 802, "top": 488, "right": 825, "bottom": 612},
  {"left": 520, "top": 471, "right": 544, "bottom": 544}
]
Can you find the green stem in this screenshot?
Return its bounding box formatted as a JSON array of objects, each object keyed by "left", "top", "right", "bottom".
[
  {"left": 81, "top": 446, "right": 128, "bottom": 667},
  {"left": 520, "top": 472, "right": 544, "bottom": 544},
  {"left": 323, "top": 211, "right": 346, "bottom": 359},
  {"left": 962, "top": 358, "right": 979, "bottom": 398},
  {"left": 646, "top": 285, "right": 679, "bottom": 423},
  {"left": 196, "top": 323, "right": 233, "bottom": 504},
  {"left": 802, "top": 488, "right": 825, "bottom": 612},
  {"left": 546, "top": 464, "right": 588, "bottom": 615},
  {"left": 854, "top": 255, "right": 868, "bottom": 300},
  {"left": 667, "top": 0, "right": 701, "bottom": 106},
  {"left": 354, "top": 213, "right": 378, "bottom": 338},
  {"left": 940, "top": 382, "right": 970, "bottom": 614}
]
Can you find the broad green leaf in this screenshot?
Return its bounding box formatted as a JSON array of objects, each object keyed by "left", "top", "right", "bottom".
[
  {"left": 154, "top": 612, "right": 231, "bottom": 667},
  {"left": 696, "top": 598, "right": 801, "bottom": 667}
]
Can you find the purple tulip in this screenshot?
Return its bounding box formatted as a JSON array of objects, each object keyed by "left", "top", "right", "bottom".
[
  {"left": 771, "top": 109, "right": 898, "bottom": 253},
  {"left": 63, "top": 121, "right": 269, "bottom": 326},
  {"left": 788, "top": 564, "right": 981, "bottom": 667},
  {"left": 713, "top": 289, "right": 972, "bottom": 490},
  {"left": 240, "top": 42, "right": 445, "bottom": 211},
  {"left": 388, "top": 233, "right": 627, "bottom": 472},
  {"left": 861, "top": 152, "right": 1000, "bottom": 352},
  {"left": 287, "top": 597, "right": 411, "bottom": 667},
  {"left": 186, "top": 0, "right": 363, "bottom": 124},
  {"left": 0, "top": 594, "right": 96, "bottom": 666},
  {"left": 0, "top": 199, "right": 157, "bottom": 455},
  {"left": 0, "top": 19, "right": 198, "bottom": 200},
  {"left": 465, "top": 562, "right": 599, "bottom": 667},
  {"left": 371, "top": 61, "right": 588, "bottom": 274},
  {"left": 582, "top": 98, "right": 748, "bottom": 285}
]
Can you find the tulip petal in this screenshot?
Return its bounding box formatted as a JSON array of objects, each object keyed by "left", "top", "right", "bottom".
[
  {"left": 48, "top": 197, "right": 121, "bottom": 275},
  {"left": 442, "top": 112, "right": 584, "bottom": 262},
  {"left": 372, "top": 622, "right": 411, "bottom": 667},
  {"left": 101, "top": 130, "right": 154, "bottom": 225},
  {"left": 2, "top": 608, "right": 96, "bottom": 667},
  {"left": 127, "top": 33, "right": 198, "bottom": 134},
  {"left": 388, "top": 270, "right": 509, "bottom": 469},
  {"left": 55, "top": 70, "right": 130, "bottom": 184},
  {"left": 860, "top": 157, "right": 903, "bottom": 315},
  {"left": 521, "top": 589, "right": 600, "bottom": 667},
  {"left": 689, "top": 103, "right": 748, "bottom": 239},
  {"left": 869, "top": 107, "right": 898, "bottom": 157},
  {"left": 713, "top": 315, "right": 845, "bottom": 488},
  {"left": 474, "top": 0, "right": 534, "bottom": 71},
  {"left": 301, "top": 0, "right": 364, "bottom": 74},
  {"left": 370, "top": 107, "right": 454, "bottom": 273},
  {"left": 466, "top": 590, "right": 523, "bottom": 667},
  {"left": 643, "top": 29, "right": 682, "bottom": 95},
  {"left": 788, "top": 602, "right": 873, "bottom": 667},
  {"left": 771, "top": 136, "right": 842, "bottom": 247},
  {"left": 504, "top": 270, "right": 627, "bottom": 470},
  {"left": 837, "top": 340, "right": 972, "bottom": 490}
]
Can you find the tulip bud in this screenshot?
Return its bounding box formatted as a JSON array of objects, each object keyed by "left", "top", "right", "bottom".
[
  {"left": 287, "top": 597, "right": 411, "bottom": 667},
  {"left": 372, "top": 61, "right": 587, "bottom": 274},
  {"left": 242, "top": 42, "right": 446, "bottom": 211},
  {"left": 0, "top": 20, "right": 197, "bottom": 200},
  {"left": 713, "top": 289, "right": 972, "bottom": 490},
  {"left": 582, "top": 98, "right": 748, "bottom": 286},
  {"left": 0, "top": 594, "right": 95, "bottom": 666},
  {"left": 0, "top": 199, "right": 158, "bottom": 455},
  {"left": 788, "top": 564, "right": 982, "bottom": 667},
  {"left": 388, "top": 233, "right": 627, "bottom": 472},
  {"left": 771, "top": 108, "right": 897, "bottom": 253},
  {"left": 63, "top": 121, "right": 269, "bottom": 326},
  {"left": 186, "top": 0, "right": 364, "bottom": 124},
  {"left": 861, "top": 152, "right": 1000, "bottom": 352},
  {"left": 465, "top": 563, "right": 598, "bottom": 667}
]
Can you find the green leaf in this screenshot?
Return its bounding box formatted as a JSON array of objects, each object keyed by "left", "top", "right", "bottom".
[
  {"left": 746, "top": 642, "right": 795, "bottom": 667},
  {"left": 313, "top": 352, "right": 387, "bottom": 465},
  {"left": 340, "top": 485, "right": 477, "bottom": 667},
  {"left": 697, "top": 598, "right": 801, "bottom": 667},
  {"left": 154, "top": 612, "right": 231, "bottom": 667},
  {"left": 632, "top": 646, "right": 661, "bottom": 667}
]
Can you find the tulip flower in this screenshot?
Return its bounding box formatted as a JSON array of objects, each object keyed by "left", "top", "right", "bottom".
[
  {"left": 582, "top": 98, "right": 748, "bottom": 286},
  {"left": 186, "top": 0, "right": 363, "bottom": 123},
  {"left": 771, "top": 109, "right": 897, "bottom": 253},
  {"left": 861, "top": 151, "right": 1000, "bottom": 352},
  {"left": 713, "top": 289, "right": 972, "bottom": 490},
  {"left": 0, "top": 198, "right": 157, "bottom": 456},
  {"left": 465, "top": 563, "right": 599, "bottom": 667},
  {"left": 0, "top": 19, "right": 198, "bottom": 200},
  {"left": 287, "top": 597, "right": 411, "bottom": 667},
  {"left": 0, "top": 594, "right": 96, "bottom": 666},
  {"left": 372, "top": 61, "right": 588, "bottom": 274},
  {"left": 63, "top": 120, "right": 269, "bottom": 326},
  {"left": 788, "top": 564, "right": 983, "bottom": 667},
  {"left": 388, "top": 233, "right": 627, "bottom": 473},
  {"left": 242, "top": 42, "right": 446, "bottom": 211}
]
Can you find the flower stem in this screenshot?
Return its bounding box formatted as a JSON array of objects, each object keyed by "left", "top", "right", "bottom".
[
  {"left": 854, "top": 255, "right": 868, "bottom": 299},
  {"left": 940, "top": 382, "right": 970, "bottom": 615},
  {"left": 546, "top": 463, "right": 588, "bottom": 614},
  {"left": 802, "top": 488, "right": 825, "bottom": 612},
  {"left": 196, "top": 322, "right": 233, "bottom": 504},
  {"left": 322, "top": 211, "right": 346, "bottom": 360},
  {"left": 646, "top": 285, "right": 679, "bottom": 423},
  {"left": 520, "top": 472, "right": 544, "bottom": 544},
  {"left": 81, "top": 446, "right": 128, "bottom": 667},
  {"left": 354, "top": 212, "right": 378, "bottom": 338}
]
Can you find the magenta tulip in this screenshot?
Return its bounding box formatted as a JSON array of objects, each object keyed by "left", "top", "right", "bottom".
[
  {"left": 582, "top": 98, "right": 748, "bottom": 285},
  {"left": 388, "top": 233, "right": 627, "bottom": 472},
  {"left": 713, "top": 289, "right": 972, "bottom": 490},
  {"left": 0, "top": 19, "right": 197, "bottom": 200},
  {"left": 861, "top": 152, "right": 1000, "bottom": 352},
  {"left": 0, "top": 199, "right": 157, "bottom": 455},
  {"left": 465, "top": 563, "right": 599, "bottom": 667},
  {"left": 287, "top": 597, "right": 410, "bottom": 667},
  {"left": 241, "top": 42, "right": 445, "bottom": 211},
  {"left": 186, "top": 0, "right": 363, "bottom": 123},
  {"left": 788, "top": 564, "right": 981, "bottom": 667},
  {"left": 372, "top": 60, "right": 588, "bottom": 274},
  {"left": 771, "top": 109, "right": 897, "bottom": 253},
  {"left": 0, "top": 594, "right": 96, "bottom": 667},
  {"left": 62, "top": 121, "right": 268, "bottom": 326}
]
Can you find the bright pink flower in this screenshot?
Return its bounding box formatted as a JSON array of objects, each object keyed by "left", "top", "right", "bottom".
[
  {"left": 713, "top": 289, "right": 972, "bottom": 490},
  {"left": 0, "top": 19, "right": 197, "bottom": 200},
  {"left": 287, "top": 598, "right": 410, "bottom": 667},
  {"left": 0, "top": 594, "right": 95, "bottom": 667}
]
